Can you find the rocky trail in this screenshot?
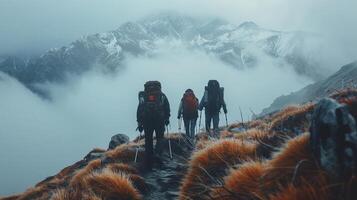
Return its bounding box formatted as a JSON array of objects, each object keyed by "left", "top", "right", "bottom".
[{"left": 141, "top": 135, "right": 194, "bottom": 200}]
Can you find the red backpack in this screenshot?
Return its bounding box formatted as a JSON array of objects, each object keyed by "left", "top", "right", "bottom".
[{"left": 183, "top": 91, "right": 198, "bottom": 118}]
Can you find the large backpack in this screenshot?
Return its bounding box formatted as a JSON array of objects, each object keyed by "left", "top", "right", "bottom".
[
  {"left": 182, "top": 90, "right": 198, "bottom": 119},
  {"left": 139, "top": 81, "right": 165, "bottom": 121},
  {"left": 206, "top": 80, "right": 223, "bottom": 114}
]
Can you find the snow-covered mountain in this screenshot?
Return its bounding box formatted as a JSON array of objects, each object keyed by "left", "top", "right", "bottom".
[{"left": 0, "top": 13, "right": 327, "bottom": 96}]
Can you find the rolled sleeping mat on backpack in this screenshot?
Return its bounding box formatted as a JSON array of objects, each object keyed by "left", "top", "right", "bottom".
[{"left": 144, "top": 81, "right": 161, "bottom": 93}]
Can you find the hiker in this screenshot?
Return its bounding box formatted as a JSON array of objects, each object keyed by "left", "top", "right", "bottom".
[
  {"left": 198, "top": 80, "right": 227, "bottom": 135},
  {"left": 177, "top": 89, "right": 199, "bottom": 139},
  {"left": 137, "top": 81, "right": 170, "bottom": 165}
]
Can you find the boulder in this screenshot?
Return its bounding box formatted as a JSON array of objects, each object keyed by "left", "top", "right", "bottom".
[
  {"left": 310, "top": 98, "right": 357, "bottom": 179},
  {"left": 108, "top": 134, "right": 130, "bottom": 150}
]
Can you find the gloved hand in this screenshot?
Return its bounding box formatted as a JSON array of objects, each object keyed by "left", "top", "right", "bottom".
[
  {"left": 177, "top": 115, "right": 181, "bottom": 119},
  {"left": 224, "top": 109, "right": 228, "bottom": 114},
  {"left": 136, "top": 123, "right": 144, "bottom": 133},
  {"left": 165, "top": 119, "right": 170, "bottom": 126}
]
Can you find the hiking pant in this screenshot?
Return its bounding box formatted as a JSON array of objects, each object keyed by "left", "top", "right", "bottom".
[
  {"left": 143, "top": 121, "right": 165, "bottom": 160},
  {"left": 184, "top": 118, "right": 197, "bottom": 138},
  {"left": 205, "top": 112, "right": 219, "bottom": 134}
]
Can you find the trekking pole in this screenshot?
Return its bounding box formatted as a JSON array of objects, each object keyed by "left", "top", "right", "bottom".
[
  {"left": 178, "top": 117, "right": 182, "bottom": 134},
  {"left": 134, "top": 131, "right": 141, "bottom": 163},
  {"left": 239, "top": 106, "right": 245, "bottom": 129},
  {"left": 225, "top": 113, "right": 229, "bottom": 128},
  {"left": 167, "top": 125, "right": 173, "bottom": 160},
  {"left": 198, "top": 111, "right": 202, "bottom": 133}
]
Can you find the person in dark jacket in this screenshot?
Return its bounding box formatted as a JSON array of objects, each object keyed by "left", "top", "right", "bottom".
[
  {"left": 178, "top": 89, "right": 199, "bottom": 139},
  {"left": 198, "top": 80, "right": 227, "bottom": 135},
  {"left": 137, "top": 81, "right": 170, "bottom": 166}
]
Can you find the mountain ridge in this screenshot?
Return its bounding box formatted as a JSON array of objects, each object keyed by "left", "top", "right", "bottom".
[
  {"left": 261, "top": 61, "right": 357, "bottom": 115},
  {"left": 0, "top": 13, "right": 329, "bottom": 96}
]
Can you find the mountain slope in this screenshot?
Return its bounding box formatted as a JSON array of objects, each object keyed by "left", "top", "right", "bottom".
[
  {"left": 261, "top": 61, "right": 357, "bottom": 115},
  {"left": 0, "top": 13, "right": 328, "bottom": 96}
]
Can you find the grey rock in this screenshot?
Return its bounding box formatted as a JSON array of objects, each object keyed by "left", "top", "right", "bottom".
[
  {"left": 310, "top": 98, "right": 357, "bottom": 179},
  {"left": 108, "top": 133, "right": 130, "bottom": 150}
]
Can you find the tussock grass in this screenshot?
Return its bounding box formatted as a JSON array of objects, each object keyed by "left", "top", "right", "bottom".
[
  {"left": 105, "top": 143, "right": 142, "bottom": 163},
  {"left": 211, "top": 162, "right": 266, "bottom": 200},
  {"left": 15, "top": 186, "right": 49, "bottom": 200},
  {"left": 269, "top": 103, "right": 314, "bottom": 133},
  {"left": 84, "top": 169, "right": 141, "bottom": 200},
  {"left": 69, "top": 159, "right": 102, "bottom": 189},
  {"left": 261, "top": 133, "right": 332, "bottom": 199},
  {"left": 269, "top": 180, "right": 329, "bottom": 200},
  {"left": 180, "top": 139, "right": 257, "bottom": 200}
]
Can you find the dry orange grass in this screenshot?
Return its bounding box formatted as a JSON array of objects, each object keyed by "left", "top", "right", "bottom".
[
  {"left": 269, "top": 179, "right": 329, "bottom": 200},
  {"left": 195, "top": 134, "right": 213, "bottom": 150},
  {"left": 105, "top": 163, "right": 147, "bottom": 193},
  {"left": 248, "top": 119, "right": 267, "bottom": 129},
  {"left": 220, "top": 130, "right": 234, "bottom": 139},
  {"left": 262, "top": 133, "right": 328, "bottom": 195},
  {"left": 211, "top": 162, "right": 266, "bottom": 200},
  {"left": 269, "top": 103, "right": 314, "bottom": 132},
  {"left": 84, "top": 169, "right": 142, "bottom": 200},
  {"left": 50, "top": 189, "right": 103, "bottom": 200},
  {"left": 0, "top": 195, "right": 21, "bottom": 200},
  {"left": 330, "top": 88, "right": 357, "bottom": 100},
  {"left": 15, "top": 186, "right": 49, "bottom": 200},
  {"left": 105, "top": 143, "right": 142, "bottom": 163},
  {"left": 69, "top": 159, "right": 102, "bottom": 189},
  {"left": 180, "top": 139, "right": 257, "bottom": 200},
  {"left": 49, "top": 189, "right": 70, "bottom": 200},
  {"left": 234, "top": 129, "right": 270, "bottom": 141}
]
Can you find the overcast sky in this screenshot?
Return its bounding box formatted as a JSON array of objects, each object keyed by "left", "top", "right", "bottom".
[{"left": 0, "top": 0, "right": 356, "bottom": 60}]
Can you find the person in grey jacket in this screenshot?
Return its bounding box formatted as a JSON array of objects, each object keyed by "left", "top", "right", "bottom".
[{"left": 198, "top": 80, "right": 227, "bottom": 135}]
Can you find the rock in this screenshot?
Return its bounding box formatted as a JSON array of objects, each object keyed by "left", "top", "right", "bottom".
[
  {"left": 310, "top": 98, "right": 357, "bottom": 179},
  {"left": 108, "top": 134, "right": 130, "bottom": 150}
]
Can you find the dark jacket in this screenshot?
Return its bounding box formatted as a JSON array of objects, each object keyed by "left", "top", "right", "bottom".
[
  {"left": 137, "top": 92, "right": 170, "bottom": 125},
  {"left": 198, "top": 88, "right": 227, "bottom": 115}
]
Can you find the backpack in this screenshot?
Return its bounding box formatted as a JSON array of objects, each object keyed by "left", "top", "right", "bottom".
[
  {"left": 139, "top": 81, "right": 165, "bottom": 121},
  {"left": 206, "top": 80, "right": 223, "bottom": 114},
  {"left": 182, "top": 90, "right": 198, "bottom": 119}
]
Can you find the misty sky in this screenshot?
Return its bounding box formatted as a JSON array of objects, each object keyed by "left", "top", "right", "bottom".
[{"left": 0, "top": 0, "right": 356, "bottom": 60}]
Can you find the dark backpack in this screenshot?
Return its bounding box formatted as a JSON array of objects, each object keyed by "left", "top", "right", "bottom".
[
  {"left": 182, "top": 90, "right": 198, "bottom": 119},
  {"left": 139, "top": 81, "right": 165, "bottom": 121},
  {"left": 206, "top": 80, "right": 222, "bottom": 114}
]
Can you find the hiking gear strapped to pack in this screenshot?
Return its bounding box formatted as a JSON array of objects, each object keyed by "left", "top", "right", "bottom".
[
  {"left": 137, "top": 81, "right": 169, "bottom": 123},
  {"left": 182, "top": 89, "right": 199, "bottom": 119}
]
